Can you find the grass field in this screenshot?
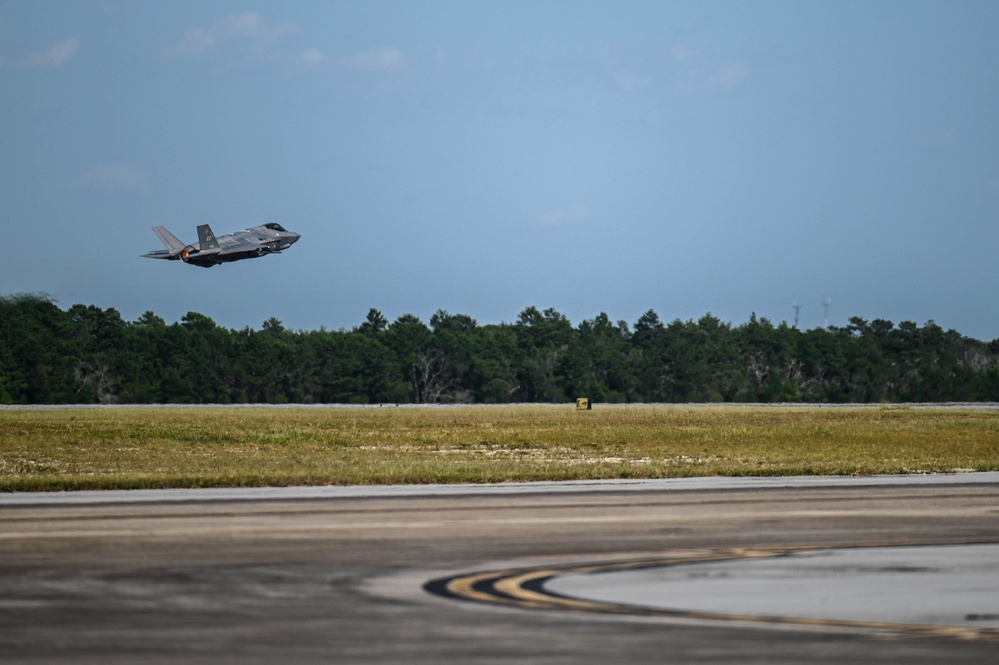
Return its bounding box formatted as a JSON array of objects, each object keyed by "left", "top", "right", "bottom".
[{"left": 1, "top": 405, "right": 997, "bottom": 491}]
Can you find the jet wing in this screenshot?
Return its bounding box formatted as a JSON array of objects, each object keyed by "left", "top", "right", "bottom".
[{"left": 178, "top": 247, "right": 223, "bottom": 267}]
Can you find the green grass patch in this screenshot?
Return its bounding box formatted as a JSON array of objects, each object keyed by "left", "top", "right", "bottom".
[{"left": 1, "top": 405, "right": 997, "bottom": 491}]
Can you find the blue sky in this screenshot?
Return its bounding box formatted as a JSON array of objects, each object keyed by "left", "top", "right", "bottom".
[{"left": 2, "top": 1, "right": 998, "bottom": 340}]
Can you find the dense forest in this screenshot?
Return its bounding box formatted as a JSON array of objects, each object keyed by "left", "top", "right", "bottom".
[{"left": 2, "top": 293, "right": 998, "bottom": 405}]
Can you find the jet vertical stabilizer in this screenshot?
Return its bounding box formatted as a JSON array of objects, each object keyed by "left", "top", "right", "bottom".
[{"left": 197, "top": 225, "right": 220, "bottom": 251}]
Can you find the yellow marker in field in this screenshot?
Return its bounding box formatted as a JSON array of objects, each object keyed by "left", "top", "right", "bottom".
[{"left": 576, "top": 398, "right": 591, "bottom": 411}]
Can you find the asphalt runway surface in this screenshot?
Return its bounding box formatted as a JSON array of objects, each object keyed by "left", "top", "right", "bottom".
[{"left": 2, "top": 474, "right": 998, "bottom": 664}]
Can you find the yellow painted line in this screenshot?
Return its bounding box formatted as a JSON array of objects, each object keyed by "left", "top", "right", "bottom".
[
  {"left": 444, "top": 571, "right": 513, "bottom": 605},
  {"left": 494, "top": 569, "right": 617, "bottom": 612},
  {"left": 432, "top": 546, "right": 999, "bottom": 642}
]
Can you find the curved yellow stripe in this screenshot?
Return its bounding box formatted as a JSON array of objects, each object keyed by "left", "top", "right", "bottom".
[
  {"left": 445, "top": 571, "right": 513, "bottom": 604},
  {"left": 494, "top": 569, "right": 619, "bottom": 612},
  {"left": 433, "top": 546, "right": 999, "bottom": 642}
]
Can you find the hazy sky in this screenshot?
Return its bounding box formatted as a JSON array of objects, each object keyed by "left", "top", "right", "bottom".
[{"left": 3, "top": 1, "right": 998, "bottom": 340}]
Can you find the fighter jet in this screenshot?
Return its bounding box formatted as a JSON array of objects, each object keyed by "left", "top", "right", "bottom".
[{"left": 142, "top": 223, "right": 301, "bottom": 268}]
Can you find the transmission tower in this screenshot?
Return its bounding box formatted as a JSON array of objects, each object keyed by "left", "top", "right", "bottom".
[
  {"left": 792, "top": 300, "right": 802, "bottom": 328},
  {"left": 822, "top": 297, "right": 832, "bottom": 327}
]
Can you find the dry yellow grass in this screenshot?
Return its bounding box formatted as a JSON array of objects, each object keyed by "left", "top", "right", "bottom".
[{"left": 1, "top": 405, "right": 997, "bottom": 491}]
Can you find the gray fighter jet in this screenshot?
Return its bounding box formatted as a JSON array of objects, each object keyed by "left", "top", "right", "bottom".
[{"left": 142, "top": 223, "right": 300, "bottom": 268}]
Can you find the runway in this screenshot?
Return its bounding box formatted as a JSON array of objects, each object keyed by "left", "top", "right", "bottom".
[{"left": 2, "top": 474, "right": 998, "bottom": 663}]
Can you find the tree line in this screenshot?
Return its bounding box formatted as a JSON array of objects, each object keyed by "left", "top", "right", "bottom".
[{"left": 2, "top": 293, "right": 998, "bottom": 405}]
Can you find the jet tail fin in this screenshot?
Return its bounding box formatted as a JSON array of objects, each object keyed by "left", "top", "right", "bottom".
[
  {"left": 197, "top": 224, "right": 220, "bottom": 251},
  {"left": 152, "top": 226, "right": 185, "bottom": 252}
]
